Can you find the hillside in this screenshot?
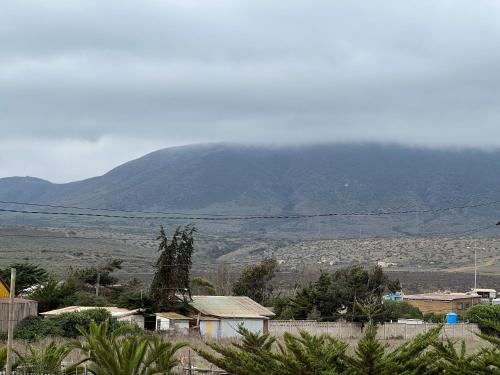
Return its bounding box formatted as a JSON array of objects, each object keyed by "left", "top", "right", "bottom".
[{"left": 1, "top": 143, "right": 500, "bottom": 237}]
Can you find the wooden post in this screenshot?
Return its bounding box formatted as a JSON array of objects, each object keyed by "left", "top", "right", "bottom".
[
  {"left": 95, "top": 272, "right": 101, "bottom": 297},
  {"left": 6, "top": 268, "right": 16, "bottom": 375}
]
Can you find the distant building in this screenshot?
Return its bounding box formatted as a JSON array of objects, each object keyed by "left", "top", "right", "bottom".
[
  {"left": 0, "top": 297, "right": 38, "bottom": 333},
  {"left": 188, "top": 295, "right": 275, "bottom": 339},
  {"left": 403, "top": 292, "right": 480, "bottom": 314},
  {"left": 41, "top": 306, "right": 144, "bottom": 328},
  {"left": 472, "top": 288, "right": 497, "bottom": 303},
  {"left": 155, "top": 312, "right": 190, "bottom": 333},
  {"left": 385, "top": 292, "right": 403, "bottom": 302}
]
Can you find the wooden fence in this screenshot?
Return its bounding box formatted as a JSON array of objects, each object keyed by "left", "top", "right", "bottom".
[{"left": 269, "top": 320, "right": 480, "bottom": 340}]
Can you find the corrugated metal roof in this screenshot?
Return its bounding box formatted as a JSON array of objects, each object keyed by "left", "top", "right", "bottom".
[
  {"left": 155, "top": 312, "right": 190, "bottom": 320},
  {"left": 404, "top": 293, "right": 480, "bottom": 301},
  {"left": 189, "top": 296, "right": 275, "bottom": 318},
  {"left": 40, "top": 306, "right": 140, "bottom": 317}
]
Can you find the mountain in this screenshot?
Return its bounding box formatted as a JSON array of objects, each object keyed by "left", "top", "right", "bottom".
[{"left": 1, "top": 143, "right": 500, "bottom": 236}]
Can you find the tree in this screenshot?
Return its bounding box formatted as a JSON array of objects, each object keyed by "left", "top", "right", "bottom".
[
  {"left": 0, "top": 262, "right": 48, "bottom": 294},
  {"left": 215, "top": 262, "right": 232, "bottom": 295},
  {"left": 232, "top": 258, "right": 278, "bottom": 304},
  {"left": 276, "top": 265, "right": 396, "bottom": 321},
  {"left": 377, "top": 301, "right": 422, "bottom": 323},
  {"left": 463, "top": 304, "right": 500, "bottom": 335},
  {"left": 74, "top": 320, "right": 186, "bottom": 375},
  {"left": 71, "top": 259, "right": 123, "bottom": 286},
  {"left": 14, "top": 341, "right": 72, "bottom": 374},
  {"left": 150, "top": 225, "right": 196, "bottom": 311},
  {"left": 194, "top": 321, "right": 441, "bottom": 375},
  {"left": 191, "top": 276, "right": 216, "bottom": 295}
]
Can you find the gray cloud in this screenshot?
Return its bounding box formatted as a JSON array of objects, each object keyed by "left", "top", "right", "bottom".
[{"left": 1, "top": 0, "right": 500, "bottom": 181}]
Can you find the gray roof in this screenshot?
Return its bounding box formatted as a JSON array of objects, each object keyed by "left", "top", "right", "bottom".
[
  {"left": 189, "top": 296, "right": 275, "bottom": 318},
  {"left": 403, "top": 293, "right": 480, "bottom": 301}
]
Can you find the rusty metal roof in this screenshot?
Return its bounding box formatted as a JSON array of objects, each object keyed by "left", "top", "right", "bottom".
[
  {"left": 189, "top": 296, "right": 275, "bottom": 318},
  {"left": 155, "top": 312, "right": 190, "bottom": 320}
]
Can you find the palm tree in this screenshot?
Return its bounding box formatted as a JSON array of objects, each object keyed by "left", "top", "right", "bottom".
[
  {"left": 0, "top": 346, "right": 7, "bottom": 370},
  {"left": 14, "top": 341, "right": 72, "bottom": 374},
  {"left": 73, "top": 319, "right": 186, "bottom": 375}
]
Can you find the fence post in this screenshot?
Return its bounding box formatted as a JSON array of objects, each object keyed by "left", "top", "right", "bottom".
[
  {"left": 383, "top": 323, "right": 386, "bottom": 340},
  {"left": 404, "top": 323, "right": 407, "bottom": 340},
  {"left": 6, "top": 268, "right": 16, "bottom": 375}
]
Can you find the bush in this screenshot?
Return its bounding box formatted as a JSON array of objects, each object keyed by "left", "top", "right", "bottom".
[
  {"left": 15, "top": 316, "right": 64, "bottom": 341},
  {"left": 379, "top": 301, "right": 423, "bottom": 322},
  {"left": 423, "top": 313, "right": 447, "bottom": 323},
  {"left": 15, "top": 309, "right": 121, "bottom": 340},
  {"left": 464, "top": 304, "right": 500, "bottom": 335}
]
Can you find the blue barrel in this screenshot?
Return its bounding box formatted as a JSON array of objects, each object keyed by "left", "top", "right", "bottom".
[{"left": 446, "top": 312, "right": 458, "bottom": 324}]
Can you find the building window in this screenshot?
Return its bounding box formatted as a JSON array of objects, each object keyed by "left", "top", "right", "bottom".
[
  {"left": 464, "top": 303, "right": 470, "bottom": 309},
  {"left": 156, "top": 319, "right": 161, "bottom": 330},
  {"left": 457, "top": 303, "right": 463, "bottom": 310}
]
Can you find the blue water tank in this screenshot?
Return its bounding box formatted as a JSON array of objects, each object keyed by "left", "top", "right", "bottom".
[{"left": 446, "top": 312, "right": 458, "bottom": 324}]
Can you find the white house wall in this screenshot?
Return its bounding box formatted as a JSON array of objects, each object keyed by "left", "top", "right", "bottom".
[
  {"left": 219, "top": 318, "right": 264, "bottom": 338},
  {"left": 117, "top": 314, "right": 145, "bottom": 329}
]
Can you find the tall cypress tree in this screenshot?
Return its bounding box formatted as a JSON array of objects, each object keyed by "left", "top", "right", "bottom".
[{"left": 150, "top": 225, "right": 196, "bottom": 311}]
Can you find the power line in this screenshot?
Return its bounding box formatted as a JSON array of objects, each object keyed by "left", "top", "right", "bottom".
[
  {"left": 1, "top": 199, "right": 499, "bottom": 221},
  {"left": 0, "top": 200, "right": 232, "bottom": 217}
]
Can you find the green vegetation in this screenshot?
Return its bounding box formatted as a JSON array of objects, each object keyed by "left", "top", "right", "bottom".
[
  {"left": 232, "top": 258, "right": 278, "bottom": 305},
  {"left": 14, "top": 341, "right": 73, "bottom": 374},
  {"left": 195, "top": 319, "right": 500, "bottom": 374},
  {"left": 274, "top": 265, "right": 399, "bottom": 321},
  {"left": 464, "top": 304, "right": 500, "bottom": 335},
  {"left": 15, "top": 309, "right": 122, "bottom": 340},
  {"left": 380, "top": 301, "right": 423, "bottom": 322},
  {"left": 150, "top": 225, "right": 196, "bottom": 311},
  {"left": 0, "top": 262, "right": 49, "bottom": 293},
  {"left": 74, "top": 320, "right": 186, "bottom": 375},
  {"left": 191, "top": 276, "right": 217, "bottom": 295}
]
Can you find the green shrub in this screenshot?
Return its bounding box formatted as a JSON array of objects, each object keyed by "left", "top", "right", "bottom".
[
  {"left": 379, "top": 301, "right": 423, "bottom": 322},
  {"left": 15, "top": 316, "right": 64, "bottom": 341},
  {"left": 423, "top": 312, "right": 446, "bottom": 323},
  {"left": 15, "top": 309, "right": 121, "bottom": 340},
  {"left": 51, "top": 309, "right": 118, "bottom": 338},
  {"left": 464, "top": 304, "right": 500, "bottom": 335}
]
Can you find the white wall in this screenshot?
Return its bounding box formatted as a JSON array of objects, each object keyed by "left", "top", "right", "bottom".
[
  {"left": 156, "top": 316, "right": 170, "bottom": 331},
  {"left": 117, "top": 314, "right": 144, "bottom": 329},
  {"left": 156, "top": 317, "right": 190, "bottom": 332}
]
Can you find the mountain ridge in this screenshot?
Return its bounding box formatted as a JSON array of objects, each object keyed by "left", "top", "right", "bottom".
[{"left": 1, "top": 143, "right": 500, "bottom": 236}]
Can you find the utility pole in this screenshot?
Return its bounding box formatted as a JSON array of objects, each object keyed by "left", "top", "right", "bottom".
[
  {"left": 6, "top": 268, "right": 16, "bottom": 375},
  {"left": 95, "top": 271, "right": 101, "bottom": 297},
  {"left": 474, "top": 248, "right": 477, "bottom": 291}
]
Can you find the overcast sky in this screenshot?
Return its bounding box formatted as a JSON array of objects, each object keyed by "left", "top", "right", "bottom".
[{"left": 1, "top": 0, "right": 500, "bottom": 182}]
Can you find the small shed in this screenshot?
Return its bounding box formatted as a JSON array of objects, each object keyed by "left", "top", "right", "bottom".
[
  {"left": 189, "top": 296, "right": 275, "bottom": 339},
  {"left": 155, "top": 312, "right": 190, "bottom": 332},
  {"left": 41, "top": 306, "right": 145, "bottom": 329},
  {"left": 0, "top": 297, "right": 38, "bottom": 333}
]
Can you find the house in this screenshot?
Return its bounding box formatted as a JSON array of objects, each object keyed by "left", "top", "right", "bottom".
[
  {"left": 188, "top": 295, "right": 275, "bottom": 339},
  {"left": 0, "top": 278, "right": 10, "bottom": 298},
  {"left": 41, "top": 306, "right": 145, "bottom": 328},
  {"left": 472, "top": 288, "right": 497, "bottom": 303},
  {"left": 155, "top": 312, "right": 190, "bottom": 333},
  {"left": 384, "top": 292, "right": 403, "bottom": 302},
  {"left": 0, "top": 297, "right": 38, "bottom": 333},
  {"left": 403, "top": 292, "right": 480, "bottom": 314}
]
